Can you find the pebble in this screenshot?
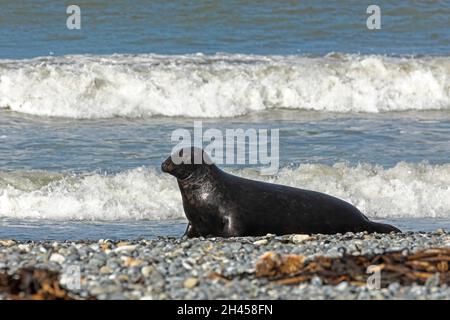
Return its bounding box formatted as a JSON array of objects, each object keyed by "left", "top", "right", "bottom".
[
  {"left": 184, "top": 277, "right": 199, "bottom": 289},
  {"left": 113, "top": 245, "right": 137, "bottom": 253},
  {"left": 292, "top": 234, "right": 311, "bottom": 244},
  {"left": 0, "top": 240, "right": 16, "bottom": 247},
  {"left": 310, "top": 276, "right": 323, "bottom": 286},
  {"left": 335, "top": 281, "right": 348, "bottom": 291},
  {"left": 425, "top": 273, "right": 441, "bottom": 289},
  {"left": 121, "top": 257, "right": 143, "bottom": 267},
  {"left": 253, "top": 239, "right": 268, "bottom": 246},
  {"left": 17, "top": 244, "right": 30, "bottom": 252},
  {"left": 100, "top": 266, "right": 113, "bottom": 274},
  {"left": 141, "top": 266, "right": 154, "bottom": 277},
  {"left": 49, "top": 253, "right": 66, "bottom": 264},
  {"left": 388, "top": 282, "right": 401, "bottom": 294},
  {"left": 89, "top": 258, "right": 105, "bottom": 268}
]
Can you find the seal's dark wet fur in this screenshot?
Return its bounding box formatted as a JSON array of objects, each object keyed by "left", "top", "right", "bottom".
[{"left": 162, "top": 147, "right": 401, "bottom": 237}]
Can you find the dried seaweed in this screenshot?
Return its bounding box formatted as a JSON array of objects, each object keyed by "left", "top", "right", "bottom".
[
  {"left": 0, "top": 268, "right": 83, "bottom": 300},
  {"left": 253, "top": 248, "right": 450, "bottom": 287}
]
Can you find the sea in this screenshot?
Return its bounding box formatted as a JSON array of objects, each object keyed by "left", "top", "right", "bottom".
[{"left": 0, "top": 1, "right": 449, "bottom": 240}]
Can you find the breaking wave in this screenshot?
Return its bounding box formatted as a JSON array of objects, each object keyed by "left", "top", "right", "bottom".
[
  {"left": 1, "top": 162, "right": 450, "bottom": 220},
  {"left": 0, "top": 53, "right": 449, "bottom": 118}
]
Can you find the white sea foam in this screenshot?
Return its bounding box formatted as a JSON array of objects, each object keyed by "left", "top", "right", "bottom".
[
  {"left": 0, "top": 53, "right": 449, "bottom": 118},
  {"left": 1, "top": 162, "right": 450, "bottom": 220},
  {"left": 0, "top": 168, "right": 182, "bottom": 220}
]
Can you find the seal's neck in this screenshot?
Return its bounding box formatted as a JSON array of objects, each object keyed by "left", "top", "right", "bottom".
[{"left": 177, "top": 164, "right": 221, "bottom": 188}]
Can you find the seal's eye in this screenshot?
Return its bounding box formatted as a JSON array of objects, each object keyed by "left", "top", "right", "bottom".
[{"left": 180, "top": 147, "right": 193, "bottom": 164}]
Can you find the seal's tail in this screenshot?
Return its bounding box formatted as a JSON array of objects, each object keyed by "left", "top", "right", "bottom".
[{"left": 369, "top": 222, "right": 401, "bottom": 234}]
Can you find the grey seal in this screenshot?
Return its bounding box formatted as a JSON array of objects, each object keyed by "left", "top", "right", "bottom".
[{"left": 161, "top": 147, "right": 401, "bottom": 237}]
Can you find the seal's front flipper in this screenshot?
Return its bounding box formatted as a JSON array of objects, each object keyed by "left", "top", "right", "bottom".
[{"left": 183, "top": 223, "right": 199, "bottom": 238}]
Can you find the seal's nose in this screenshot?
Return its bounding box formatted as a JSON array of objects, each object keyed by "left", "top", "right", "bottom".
[{"left": 161, "top": 159, "right": 173, "bottom": 173}]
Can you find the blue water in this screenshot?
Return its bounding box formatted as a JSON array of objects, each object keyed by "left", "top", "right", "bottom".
[
  {"left": 1, "top": 218, "right": 449, "bottom": 242},
  {"left": 1, "top": 1, "right": 449, "bottom": 58},
  {"left": 0, "top": 1, "right": 449, "bottom": 240},
  {"left": 2, "top": 110, "right": 450, "bottom": 173}
]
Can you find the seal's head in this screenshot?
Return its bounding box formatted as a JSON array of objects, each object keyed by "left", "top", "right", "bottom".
[{"left": 161, "top": 147, "right": 214, "bottom": 180}]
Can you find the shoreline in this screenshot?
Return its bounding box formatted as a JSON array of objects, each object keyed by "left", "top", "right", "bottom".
[{"left": 1, "top": 231, "right": 450, "bottom": 300}]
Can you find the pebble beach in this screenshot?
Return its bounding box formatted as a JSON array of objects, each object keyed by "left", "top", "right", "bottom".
[{"left": 1, "top": 231, "right": 450, "bottom": 300}]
